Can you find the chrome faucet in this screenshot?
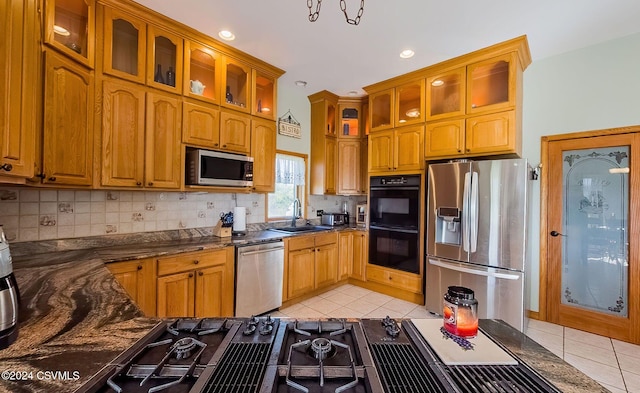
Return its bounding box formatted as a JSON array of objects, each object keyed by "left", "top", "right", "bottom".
[{"left": 291, "top": 198, "right": 301, "bottom": 227}]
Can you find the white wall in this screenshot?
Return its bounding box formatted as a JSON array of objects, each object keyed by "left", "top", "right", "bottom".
[{"left": 521, "top": 32, "right": 640, "bottom": 311}]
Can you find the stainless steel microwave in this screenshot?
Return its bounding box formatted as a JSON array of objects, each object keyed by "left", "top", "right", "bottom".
[{"left": 185, "top": 148, "right": 253, "bottom": 187}]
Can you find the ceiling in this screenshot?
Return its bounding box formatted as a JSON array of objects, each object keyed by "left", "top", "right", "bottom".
[{"left": 133, "top": 0, "right": 640, "bottom": 97}]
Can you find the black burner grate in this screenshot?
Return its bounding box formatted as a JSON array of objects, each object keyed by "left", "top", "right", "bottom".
[
  {"left": 369, "top": 343, "right": 449, "bottom": 393},
  {"left": 202, "top": 342, "right": 272, "bottom": 393},
  {"left": 442, "top": 364, "right": 562, "bottom": 393}
]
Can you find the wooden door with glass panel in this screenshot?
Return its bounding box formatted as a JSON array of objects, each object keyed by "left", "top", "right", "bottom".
[{"left": 545, "top": 131, "right": 640, "bottom": 344}]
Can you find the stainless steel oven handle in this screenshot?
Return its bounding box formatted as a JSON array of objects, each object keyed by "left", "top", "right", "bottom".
[
  {"left": 428, "top": 259, "right": 521, "bottom": 280},
  {"left": 239, "top": 247, "right": 284, "bottom": 257},
  {"left": 369, "top": 225, "right": 418, "bottom": 234}
]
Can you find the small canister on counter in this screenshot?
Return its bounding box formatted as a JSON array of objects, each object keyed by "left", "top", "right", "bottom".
[{"left": 443, "top": 286, "right": 478, "bottom": 338}]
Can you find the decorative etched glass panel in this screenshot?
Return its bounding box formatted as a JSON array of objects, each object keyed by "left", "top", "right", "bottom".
[{"left": 562, "top": 146, "right": 629, "bottom": 316}]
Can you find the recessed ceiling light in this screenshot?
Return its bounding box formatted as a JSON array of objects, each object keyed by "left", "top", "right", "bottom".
[
  {"left": 53, "top": 25, "right": 70, "bottom": 36},
  {"left": 431, "top": 79, "right": 444, "bottom": 87},
  {"left": 400, "top": 49, "right": 415, "bottom": 59},
  {"left": 218, "top": 30, "right": 235, "bottom": 41},
  {"left": 294, "top": 80, "right": 307, "bottom": 87}
]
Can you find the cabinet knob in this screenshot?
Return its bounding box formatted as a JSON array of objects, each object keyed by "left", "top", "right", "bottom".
[
  {"left": 48, "top": 177, "right": 56, "bottom": 181},
  {"left": 193, "top": 260, "right": 199, "bottom": 264},
  {"left": 389, "top": 276, "right": 393, "bottom": 280},
  {"left": 466, "top": 148, "right": 470, "bottom": 152},
  {"left": 148, "top": 182, "right": 154, "bottom": 186},
  {"left": 136, "top": 182, "right": 142, "bottom": 186},
  {"left": 214, "top": 143, "right": 219, "bottom": 147},
  {"left": 188, "top": 273, "right": 194, "bottom": 278},
  {"left": 457, "top": 149, "right": 462, "bottom": 153},
  {"left": 0, "top": 163, "right": 12, "bottom": 172},
  {"left": 223, "top": 144, "right": 227, "bottom": 148},
  {"left": 137, "top": 265, "right": 142, "bottom": 270},
  {"left": 198, "top": 271, "right": 204, "bottom": 276}
]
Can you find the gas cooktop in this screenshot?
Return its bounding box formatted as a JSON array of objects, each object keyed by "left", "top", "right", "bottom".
[{"left": 75, "top": 317, "right": 560, "bottom": 393}]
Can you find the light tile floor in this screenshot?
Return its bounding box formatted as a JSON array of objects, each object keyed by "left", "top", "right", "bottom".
[{"left": 272, "top": 284, "right": 640, "bottom": 393}]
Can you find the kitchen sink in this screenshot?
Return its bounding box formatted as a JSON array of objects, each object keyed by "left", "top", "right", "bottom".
[{"left": 269, "top": 225, "right": 332, "bottom": 233}]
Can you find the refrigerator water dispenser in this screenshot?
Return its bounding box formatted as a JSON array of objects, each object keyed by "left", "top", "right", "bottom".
[{"left": 436, "top": 207, "right": 461, "bottom": 245}]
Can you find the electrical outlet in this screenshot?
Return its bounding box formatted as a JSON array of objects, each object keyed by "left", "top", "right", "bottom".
[{"left": 317, "top": 209, "right": 324, "bottom": 217}]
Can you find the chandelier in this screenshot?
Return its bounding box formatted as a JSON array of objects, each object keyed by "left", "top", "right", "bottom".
[{"left": 307, "top": 0, "right": 365, "bottom": 25}]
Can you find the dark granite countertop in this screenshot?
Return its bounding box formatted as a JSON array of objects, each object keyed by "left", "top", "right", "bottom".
[{"left": 0, "top": 229, "right": 609, "bottom": 393}]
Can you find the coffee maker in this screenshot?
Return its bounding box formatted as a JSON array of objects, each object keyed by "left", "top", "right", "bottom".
[{"left": 0, "top": 225, "right": 19, "bottom": 349}]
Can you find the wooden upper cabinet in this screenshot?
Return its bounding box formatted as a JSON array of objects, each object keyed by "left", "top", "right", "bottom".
[
  {"left": 395, "top": 79, "right": 424, "bottom": 126},
  {"left": 100, "top": 78, "right": 146, "bottom": 187},
  {"left": 219, "top": 109, "right": 252, "bottom": 154},
  {"left": 369, "top": 126, "right": 423, "bottom": 173},
  {"left": 465, "top": 111, "right": 518, "bottom": 156},
  {"left": 252, "top": 70, "right": 276, "bottom": 120},
  {"left": 182, "top": 99, "right": 220, "bottom": 148},
  {"left": 425, "top": 119, "right": 465, "bottom": 159},
  {"left": 147, "top": 25, "right": 183, "bottom": 94},
  {"left": 0, "top": 0, "right": 38, "bottom": 181},
  {"left": 368, "top": 130, "right": 394, "bottom": 173},
  {"left": 43, "top": 50, "right": 94, "bottom": 186},
  {"left": 337, "top": 140, "right": 363, "bottom": 195},
  {"left": 395, "top": 125, "right": 424, "bottom": 171},
  {"left": 145, "top": 91, "right": 182, "bottom": 189},
  {"left": 102, "top": 6, "right": 146, "bottom": 84},
  {"left": 426, "top": 67, "right": 466, "bottom": 121},
  {"left": 467, "top": 53, "right": 516, "bottom": 115},
  {"left": 369, "top": 89, "right": 394, "bottom": 132},
  {"left": 184, "top": 41, "right": 220, "bottom": 104},
  {"left": 45, "top": 0, "right": 95, "bottom": 68},
  {"left": 221, "top": 56, "right": 251, "bottom": 114},
  {"left": 251, "top": 118, "right": 276, "bottom": 193}
]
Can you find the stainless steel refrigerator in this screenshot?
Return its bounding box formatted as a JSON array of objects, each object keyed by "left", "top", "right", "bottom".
[{"left": 425, "top": 158, "right": 531, "bottom": 331}]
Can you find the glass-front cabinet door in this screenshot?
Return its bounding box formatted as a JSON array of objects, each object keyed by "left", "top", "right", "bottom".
[
  {"left": 147, "top": 25, "right": 183, "bottom": 93},
  {"left": 221, "top": 56, "right": 251, "bottom": 113},
  {"left": 338, "top": 101, "right": 361, "bottom": 138},
  {"left": 45, "top": 0, "right": 95, "bottom": 67},
  {"left": 426, "top": 67, "right": 465, "bottom": 120},
  {"left": 184, "top": 41, "right": 219, "bottom": 103},
  {"left": 252, "top": 70, "right": 275, "bottom": 119},
  {"left": 466, "top": 53, "right": 515, "bottom": 115},
  {"left": 369, "top": 89, "right": 393, "bottom": 132},
  {"left": 395, "top": 79, "right": 424, "bottom": 126},
  {"left": 102, "top": 7, "right": 146, "bottom": 83}
]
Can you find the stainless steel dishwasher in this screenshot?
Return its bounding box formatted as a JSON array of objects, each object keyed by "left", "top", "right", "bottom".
[{"left": 235, "top": 240, "right": 285, "bottom": 316}]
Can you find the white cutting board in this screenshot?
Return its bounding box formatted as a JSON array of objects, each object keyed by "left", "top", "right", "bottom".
[{"left": 411, "top": 319, "right": 518, "bottom": 366}]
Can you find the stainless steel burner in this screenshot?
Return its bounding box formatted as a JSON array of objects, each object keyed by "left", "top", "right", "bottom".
[
  {"left": 310, "top": 338, "right": 332, "bottom": 361},
  {"left": 174, "top": 337, "right": 198, "bottom": 360}
]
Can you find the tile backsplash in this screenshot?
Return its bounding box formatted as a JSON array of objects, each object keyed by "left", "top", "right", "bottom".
[{"left": 0, "top": 188, "right": 363, "bottom": 243}]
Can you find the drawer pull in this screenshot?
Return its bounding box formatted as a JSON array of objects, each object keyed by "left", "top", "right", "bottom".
[
  {"left": 188, "top": 273, "right": 194, "bottom": 278},
  {"left": 193, "top": 260, "right": 199, "bottom": 264},
  {"left": 0, "top": 163, "right": 12, "bottom": 172},
  {"left": 137, "top": 265, "right": 142, "bottom": 270},
  {"left": 198, "top": 271, "right": 204, "bottom": 276}
]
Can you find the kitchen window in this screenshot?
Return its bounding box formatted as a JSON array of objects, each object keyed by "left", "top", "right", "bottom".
[{"left": 267, "top": 151, "right": 307, "bottom": 220}]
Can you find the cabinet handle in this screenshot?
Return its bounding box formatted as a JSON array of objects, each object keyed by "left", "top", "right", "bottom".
[
  {"left": 193, "top": 260, "right": 199, "bottom": 264},
  {"left": 148, "top": 182, "right": 154, "bottom": 186},
  {"left": 189, "top": 273, "right": 194, "bottom": 278},
  {"left": 198, "top": 271, "right": 204, "bottom": 276},
  {"left": 136, "top": 182, "right": 142, "bottom": 186},
  {"left": 48, "top": 177, "right": 56, "bottom": 181},
  {"left": 137, "top": 265, "right": 142, "bottom": 270},
  {"left": 0, "top": 163, "right": 13, "bottom": 172}
]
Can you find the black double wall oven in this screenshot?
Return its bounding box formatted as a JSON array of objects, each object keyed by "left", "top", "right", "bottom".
[{"left": 368, "top": 174, "right": 421, "bottom": 274}]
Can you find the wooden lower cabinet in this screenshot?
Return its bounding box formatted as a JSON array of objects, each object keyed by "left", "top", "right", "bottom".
[
  {"left": 338, "top": 231, "right": 367, "bottom": 282},
  {"left": 107, "top": 258, "right": 157, "bottom": 316},
  {"left": 366, "top": 264, "right": 422, "bottom": 294},
  {"left": 286, "top": 232, "right": 338, "bottom": 300},
  {"left": 109, "top": 248, "right": 234, "bottom": 318}
]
